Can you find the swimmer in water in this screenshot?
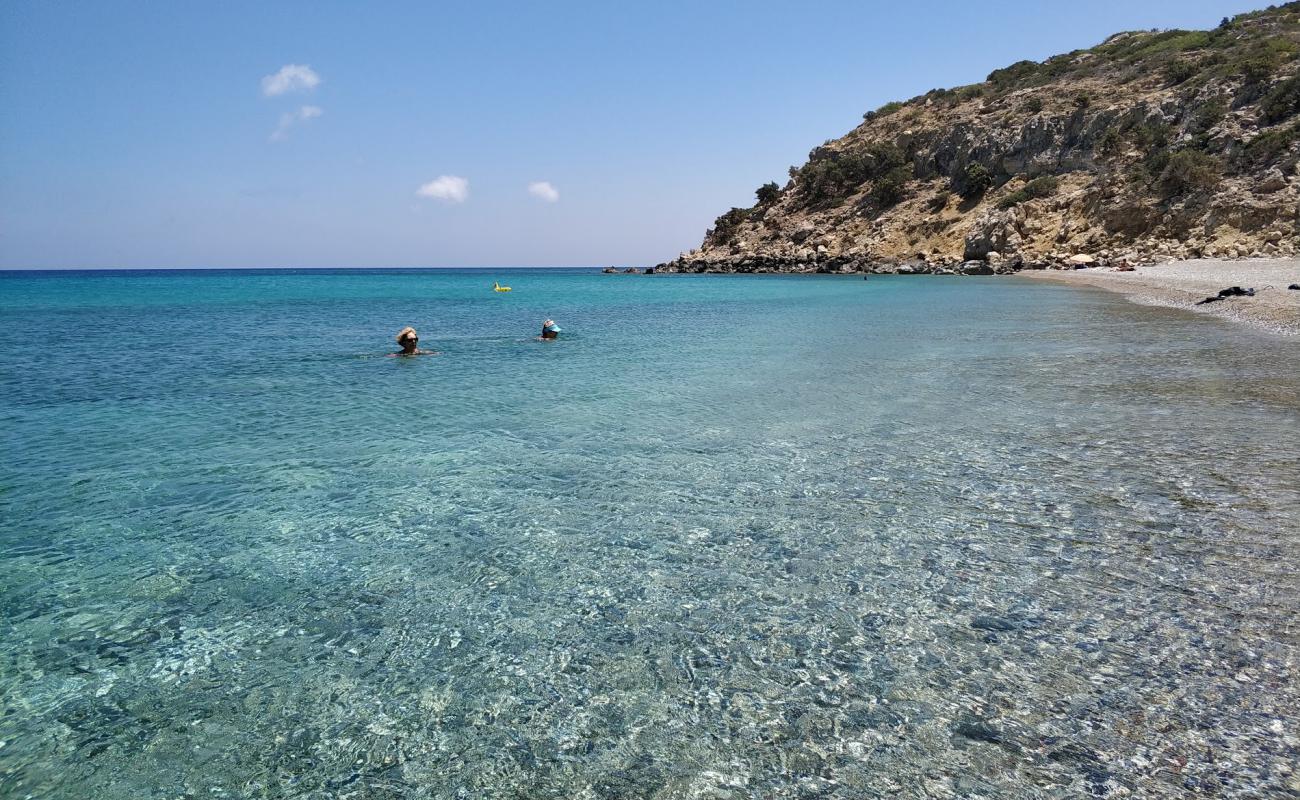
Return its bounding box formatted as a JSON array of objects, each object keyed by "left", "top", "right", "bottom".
[
  {"left": 391, "top": 326, "right": 436, "bottom": 356},
  {"left": 540, "top": 319, "right": 561, "bottom": 340}
]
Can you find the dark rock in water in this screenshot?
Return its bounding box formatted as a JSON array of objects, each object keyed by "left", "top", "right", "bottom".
[
  {"left": 622, "top": 267, "right": 639, "bottom": 274},
  {"left": 971, "top": 615, "right": 1018, "bottom": 631},
  {"left": 954, "top": 719, "right": 1006, "bottom": 745},
  {"left": 643, "top": 267, "right": 655, "bottom": 274},
  {"left": 602, "top": 267, "right": 618, "bottom": 273}
]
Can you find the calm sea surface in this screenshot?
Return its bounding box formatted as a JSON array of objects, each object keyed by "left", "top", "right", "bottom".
[{"left": 2, "top": 268, "right": 1298, "bottom": 798}]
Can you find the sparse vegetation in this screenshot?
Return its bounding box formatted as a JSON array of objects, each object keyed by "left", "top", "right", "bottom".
[
  {"left": 1189, "top": 100, "right": 1227, "bottom": 135},
  {"left": 1156, "top": 150, "right": 1221, "bottom": 197},
  {"left": 996, "top": 175, "right": 1060, "bottom": 209},
  {"left": 1164, "top": 59, "right": 1199, "bottom": 85},
  {"left": 796, "top": 141, "right": 909, "bottom": 207},
  {"left": 871, "top": 165, "right": 912, "bottom": 208},
  {"left": 1261, "top": 74, "right": 1300, "bottom": 123},
  {"left": 988, "top": 60, "right": 1041, "bottom": 89},
  {"left": 708, "top": 207, "right": 752, "bottom": 244},
  {"left": 864, "top": 100, "right": 906, "bottom": 121},
  {"left": 958, "top": 163, "right": 994, "bottom": 198},
  {"left": 1097, "top": 128, "right": 1123, "bottom": 156},
  {"left": 1238, "top": 120, "right": 1300, "bottom": 166},
  {"left": 670, "top": 2, "right": 1300, "bottom": 272},
  {"left": 1129, "top": 121, "right": 1172, "bottom": 150}
]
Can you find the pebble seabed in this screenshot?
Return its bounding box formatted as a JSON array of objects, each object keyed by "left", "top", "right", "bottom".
[{"left": 1, "top": 271, "right": 1298, "bottom": 799}]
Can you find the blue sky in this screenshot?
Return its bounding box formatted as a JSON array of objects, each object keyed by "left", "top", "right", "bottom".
[{"left": 0, "top": 0, "right": 1265, "bottom": 268}]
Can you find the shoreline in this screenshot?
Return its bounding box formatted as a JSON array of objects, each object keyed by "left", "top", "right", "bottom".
[{"left": 1020, "top": 258, "right": 1300, "bottom": 337}]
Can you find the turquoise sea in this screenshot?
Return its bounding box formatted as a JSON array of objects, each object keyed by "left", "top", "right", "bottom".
[{"left": 2, "top": 268, "right": 1298, "bottom": 798}]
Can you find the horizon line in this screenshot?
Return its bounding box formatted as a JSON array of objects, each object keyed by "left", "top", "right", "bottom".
[{"left": 0, "top": 264, "right": 629, "bottom": 273}]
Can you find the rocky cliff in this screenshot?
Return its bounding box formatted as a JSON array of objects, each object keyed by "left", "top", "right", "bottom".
[{"left": 656, "top": 4, "right": 1300, "bottom": 275}]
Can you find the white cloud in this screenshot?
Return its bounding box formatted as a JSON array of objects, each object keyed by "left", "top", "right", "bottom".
[
  {"left": 417, "top": 175, "right": 469, "bottom": 203},
  {"left": 261, "top": 64, "right": 321, "bottom": 97},
  {"left": 527, "top": 181, "right": 559, "bottom": 203},
  {"left": 270, "top": 105, "right": 323, "bottom": 141}
]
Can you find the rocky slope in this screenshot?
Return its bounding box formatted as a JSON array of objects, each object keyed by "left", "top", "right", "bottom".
[{"left": 656, "top": 4, "right": 1300, "bottom": 275}]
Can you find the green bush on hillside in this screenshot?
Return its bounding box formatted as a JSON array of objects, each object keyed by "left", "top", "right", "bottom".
[
  {"left": 1156, "top": 150, "right": 1221, "bottom": 197},
  {"left": 1020, "top": 97, "right": 1044, "bottom": 114},
  {"left": 957, "top": 163, "right": 994, "bottom": 198},
  {"left": 755, "top": 182, "right": 781, "bottom": 205},
  {"left": 871, "top": 165, "right": 913, "bottom": 208},
  {"left": 1261, "top": 74, "right": 1300, "bottom": 123},
  {"left": 997, "top": 176, "right": 1060, "bottom": 209},
  {"left": 1097, "top": 128, "right": 1123, "bottom": 156},
  {"left": 1189, "top": 100, "right": 1227, "bottom": 135},
  {"left": 1238, "top": 121, "right": 1300, "bottom": 166},
  {"left": 987, "top": 60, "right": 1042, "bottom": 89},
  {"left": 1165, "top": 59, "right": 1199, "bottom": 85},
  {"left": 796, "top": 141, "right": 909, "bottom": 206},
  {"left": 866, "top": 141, "right": 906, "bottom": 172},
  {"left": 864, "top": 100, "right": 906, "bottom": 121},
  {"left": 709, "top": 207, "right": 752, "bottom": 244},
  {"left": 1130, "top": 121, "right": 1172, "bottom": 149}
]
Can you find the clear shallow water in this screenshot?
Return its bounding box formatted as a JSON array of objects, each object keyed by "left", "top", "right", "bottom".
[{"left": 1, "top": 268, "right": 1298, "bottom": 799}]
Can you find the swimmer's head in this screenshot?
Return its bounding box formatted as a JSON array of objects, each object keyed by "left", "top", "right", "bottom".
[{"left": 396, "top": 326, "right": 419, "bottom": 352}]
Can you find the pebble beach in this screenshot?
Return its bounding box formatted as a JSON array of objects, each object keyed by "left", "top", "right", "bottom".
[{"left": 1024, "top": 258, "right": 1300, "bottom": 336}]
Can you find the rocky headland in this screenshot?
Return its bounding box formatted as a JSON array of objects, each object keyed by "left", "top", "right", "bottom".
[{"left": 655, "top": 4, "right": 1300, "bottom": 277}]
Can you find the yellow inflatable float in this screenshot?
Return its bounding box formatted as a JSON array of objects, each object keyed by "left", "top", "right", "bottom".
[{"left": 493, "top": 281, "right": 512, "bottom": 293}]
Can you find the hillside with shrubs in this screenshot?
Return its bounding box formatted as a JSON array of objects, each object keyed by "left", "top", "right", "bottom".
[{"left": 656, "top": 4, "right": 1300, "bottom": 274}]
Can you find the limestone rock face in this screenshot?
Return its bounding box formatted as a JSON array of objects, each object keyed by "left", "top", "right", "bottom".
[
  {"left": 964, "top": 209, "right": 1024, "bottom": 261},
  {"left": 654, "top": 6, "right": 1300, "bottom": 276}
]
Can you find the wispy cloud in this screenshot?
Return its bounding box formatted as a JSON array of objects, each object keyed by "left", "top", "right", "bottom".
[
  {"left": 417, "top": 175, "right": 469, "bottom": 203},
  {"left": 261, "top": 64, "right": 321, "bottom": 97},
  {"left": 270, "top": 105, "right": 323, "bottom": 141},
  {"left": 527, "top": 181, "right": 559, "bottom": 203}
]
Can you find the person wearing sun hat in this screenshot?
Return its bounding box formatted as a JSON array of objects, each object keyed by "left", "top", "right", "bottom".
[{"left": 540, "top": 318, "right": 561, "bottom": 340}]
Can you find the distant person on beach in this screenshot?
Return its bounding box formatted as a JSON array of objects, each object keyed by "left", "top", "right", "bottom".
[
  {"left": 391, "top": 326, "right": 436, "bottom": 356},
  {"left": 540, "top": 319, "right": 561, "bottom": 340}
]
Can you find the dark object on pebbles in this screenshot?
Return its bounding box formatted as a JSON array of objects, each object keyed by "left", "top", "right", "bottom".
[
  {"left": 1196, "top": 286, "right": 1255, "bottom": 305},
  {"left": 1289, "top": 283, "right": 1300, "bottom": 290}
]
